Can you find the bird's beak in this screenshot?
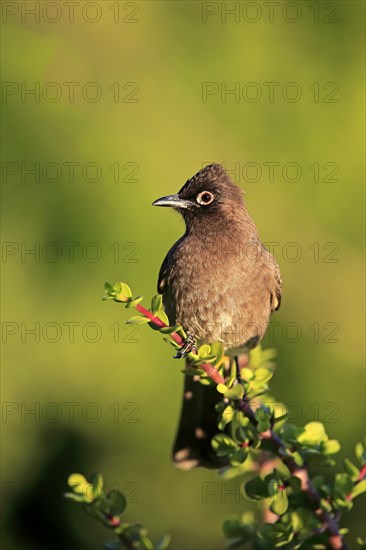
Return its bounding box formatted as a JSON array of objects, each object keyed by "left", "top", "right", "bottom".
[{"left": 152, "top": 194, "right": 192, "bottom": 209}]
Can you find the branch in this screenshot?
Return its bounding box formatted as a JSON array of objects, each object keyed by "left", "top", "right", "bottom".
[
  {"left": 64, "top": 473, "right": 170, "bottom": 549},
  {"left": 104, "top": 282, "right": 365, "bottom": 549},
  {"left": 104, "top": 282, "right": 225, "bottom": 385},
  {"left": 238, "top": 401, "right": 347, "bottom": 549},
  {"left": 136, "top": 303, "right": 226, "bottom": 384}
]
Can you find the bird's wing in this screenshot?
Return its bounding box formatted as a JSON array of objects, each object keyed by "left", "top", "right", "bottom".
[
  {"left": 271, "top": 261, "right": 282, "bottom": 311},
  {"left": 157, "top": 253, "right": 169, "bottom": 294},
  {"left": 157, "top": 236, "right": 185, "bottom": 294}
]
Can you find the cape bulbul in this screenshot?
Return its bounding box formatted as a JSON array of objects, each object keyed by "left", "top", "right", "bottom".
[{"left": 153, "top": 164, "right": 282, "bottom": 469}]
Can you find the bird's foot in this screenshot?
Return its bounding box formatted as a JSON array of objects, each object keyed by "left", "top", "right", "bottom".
[{"left": 174, "top": 330, "right": 197, "bottom": 358}]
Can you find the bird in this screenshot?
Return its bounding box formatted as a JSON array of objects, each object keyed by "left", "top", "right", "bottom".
[{"left": 152, "top": 163, "right": 282, "bottom": 469}]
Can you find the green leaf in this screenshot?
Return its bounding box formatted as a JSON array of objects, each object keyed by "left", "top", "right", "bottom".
[
  {"left": 106, "top": 490, "right": 127, "bottom": 516},
  {"left": 104, "top": 282, "right": 115, "bottom": 293},
  {"left": 224, "top": 384, "right": 244, "bottom": 401},
  {"left": 155, "top": 310, "right": 170, "bottom": 325},
  {"left": 210, "top": 342, "right": 224, "bottom": 366},
  {"left": 180, "top": 367, "right": 201, "bottom": 376},
  {"left": 255, "top": 406, "right": 271, "bottom": 422},
  {"left": 335, "top": 473, "right": 353, "bottom": 497},
  {"left": 198, "top": 378, "right": 212, "bottom": 386},
  {"left": 271, "top": 402, "right": 288, "bottom": 419},
  {"left": 141, "top": 537, "right": 154, "bottom": 549},
  {"left": 267, "top": 477, "right": 279, "bottom": 498},
  {"left": 64, "top": 492, "right": 86, "bottom": 503},
  {"left": 351, "top": 479, "right": 366, "bottom": 499},
  {"left": 90, "top": 473, "right": 103, "bottom": 498},
  {"left": 235, "top": 411, "right": 250, "bottom": 428},
  {"left": 151, "top": 294, "right": 163, "bottom": 314},
  {"left": 159, "top": 325, "right": 180, "bottom": 334},
  {"left": 235, "top": 427, "right": 248, "bottom": 443},
  {"left": 66, "top": 473, "right": 97, "bottom": 503},
  {"left": 258, "top": 522, "right": 293, "bottom": 545},
  {"left": 114, "top": 282, "right": 132, "bottom": 301},
  {"left": 212, "top": 434, "right": 237, "bottom": 457},
  {"left": 241, "top": 368, "right": 254, "bottom": 381},
  {"left": 126, "top": 316, "right": 150, "bottom": 325},
  {"left": 154, "top": 535, "right": 171, "bottom": 550},
  {"left": 114, "top": 523, "right": 131, "bottom": 535},
  {"left": 273, "top": 412, "right": 288, "bottom": 424},
  {"left": 120, "top": 283, "right": 132, "bottom": 297},
  {"left": 321, "top": 499, "right": 333, "bottom": 513},
  {"left": 254, "top": 367, "right": 273, "bottom": 383},
  {"left": 163, "top": 337, "right": 180, "bottom": 349},
  {"left": 355, "top": 441, "right": 366, "bottom": 466},
  {"left": 68, "top": 473, "right": 88, "bottom": 487},
  {"left": 297, "top": 422, "right": 328, "bottom": 445},
  {"left": 217, "top": 383, "right": 228, "bottom": 394},
  {"left": 198, "top": 344, "right": 211, "bottom": 358},
  {"left": 280, "top": 423, "right": 304, "bottom": 443},
  {"left": 193, "top": 353, "right": 217, "bottom": 364},
  {"left": 288, "top": 450, "right": 304, "bottom": 467},
  {"left": 224, "top": 376, "right": 236, "bottom": 390},
  {"left": 126, "top": 296, "right": 144, "bottom": 308},
  {"left": 343, "top": 458, "right": 360, "bottom": 481},
  {"left": 222, "top": 517, "right": 243, "bottom": 538},
  {"left": 322, "top": 439, "right": 341, "bottom": 455},
  {"left": 286, "top": 476, "right": 302, "bottom": 498},
  {"left": 312, "top": 475, "right": 325, "bottom": 489},
  {"left": 230, "top": 447, "right": 249, "bottom": 466},
  {"left": 245, "top": 477, "right": 268, "bottom": 500},
  {"left": 250, "top": 346, "right": 277, "bottom": 366},
  {"left": 257, "top": 421, "right": 271, "bottom": 433},
  {"left": 270, "top": 490, "right": 289, "bottom": 516},
  {"left": 219, "top": 405, "right": 235, "bottom": 430}
]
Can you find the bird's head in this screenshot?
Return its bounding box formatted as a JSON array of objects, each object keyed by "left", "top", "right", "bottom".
[{"left": 152, "top": 164, "right": 245, "bottom": 229}]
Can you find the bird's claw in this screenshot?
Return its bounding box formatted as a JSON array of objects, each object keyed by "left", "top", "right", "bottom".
[{"left": 174, "top": 331, "right": 197, "bottom": 358}]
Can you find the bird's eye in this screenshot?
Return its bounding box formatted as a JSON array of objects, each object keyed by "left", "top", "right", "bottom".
[{"left": 196, "top": 190, "right": 215, "bottom": 205}]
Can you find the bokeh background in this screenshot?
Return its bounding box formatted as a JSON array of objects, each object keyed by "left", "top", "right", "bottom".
[{"left": 1, "top": 1, "right": 365, "bottom": 548}]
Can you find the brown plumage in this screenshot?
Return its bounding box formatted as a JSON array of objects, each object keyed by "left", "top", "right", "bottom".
[{"left": 153, "top": 164, "right": 282, "bottom": 469}]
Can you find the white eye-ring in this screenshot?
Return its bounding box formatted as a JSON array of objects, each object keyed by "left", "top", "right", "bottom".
[{"left": 196, "top": 190, "right": 215, "bottom": 206}]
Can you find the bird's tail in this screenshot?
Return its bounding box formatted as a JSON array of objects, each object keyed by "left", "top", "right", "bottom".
[{"left": 172, "top": 359, "right": 230, "bottom": 470}]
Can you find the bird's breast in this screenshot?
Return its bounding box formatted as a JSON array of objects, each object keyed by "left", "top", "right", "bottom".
[{"left": 163, "top": 236, "right": 272, "bottom": 348}]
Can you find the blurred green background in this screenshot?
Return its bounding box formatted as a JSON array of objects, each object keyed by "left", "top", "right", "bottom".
[{"left": 1, "top": 1, "right": 365, "bottom": 548}]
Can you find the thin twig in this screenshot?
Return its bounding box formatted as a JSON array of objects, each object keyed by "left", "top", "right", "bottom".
[
  {"left": 134, "top": 303, "right": 225, "bottom": 384},
  {"left": 238, "top": 401, "right": 348, "bottom": 550}
]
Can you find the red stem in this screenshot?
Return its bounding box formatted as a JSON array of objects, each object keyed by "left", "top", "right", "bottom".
[
  {"left": 134, "top": 303, "right": 225, "bottom": 385},
  {"left": 358, "top": 464, "right": 366, "bottom": 481},
  {"left": 135, "top": 303, "right": 183, "bottom": 343},
  {"left": 345, "top": 463, "right": 366, "bottom": 502}
]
